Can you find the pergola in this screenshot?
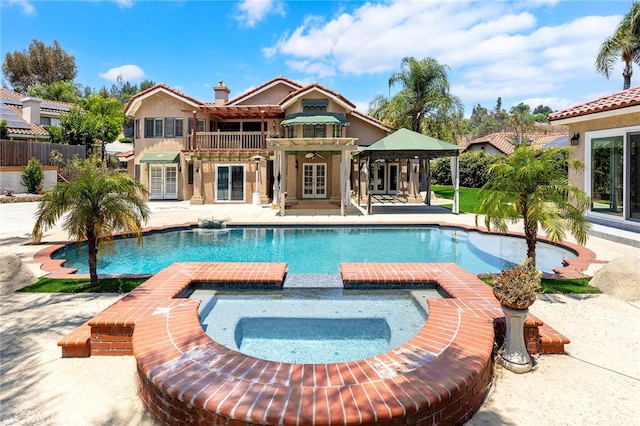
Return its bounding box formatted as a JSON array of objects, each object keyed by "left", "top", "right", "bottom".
[{"left": 356, "top": 128, "right": 463, "bottom": 214}]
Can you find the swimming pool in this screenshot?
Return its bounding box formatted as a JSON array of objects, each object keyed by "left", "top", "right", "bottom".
[
  {"left": 192, "top": 288, "right": 435, "bottom": 363},
  {"left": 52, "top": 225, "right": 576, "bottom": 274}
]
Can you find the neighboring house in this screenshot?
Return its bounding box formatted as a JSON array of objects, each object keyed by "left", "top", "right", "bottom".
[
  {"left": 549, "top": 86, "right": 640, "bottom": 233},
  {"left": 124, "top": 78, "right": 393, "bottom": 208},
  {"left": 0, "top": 88, "right": 74, "bottom": 141},
  {"left": 465, "top": 132, "right": 568, "bottom": 155}
]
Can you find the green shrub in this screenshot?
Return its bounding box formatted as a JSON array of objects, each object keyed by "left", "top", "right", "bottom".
[
  {"left": 119, "top": 137, "right": 133, "bottom": 143},
  {"left": 431, "top": 151, "right": 503, "bottom": 188},
  {"left": 21, "top": 157, "right": 44, "bottom": 193}
]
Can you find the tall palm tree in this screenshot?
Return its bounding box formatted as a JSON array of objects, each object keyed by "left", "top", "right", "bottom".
[
  {"left": 595, "top": 2, "right": 640, "bottom": 89},
  {"left": 33, "top": 164, "right": 150, "bottom": 287},
  {"left": 387, "top": 57, "right": 463, "bottom": 133},
  {"left": 475, "top": 147, "right": 590, "bottom": 267}
]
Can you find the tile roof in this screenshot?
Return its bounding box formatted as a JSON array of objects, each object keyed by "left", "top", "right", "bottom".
[
  {"left": 467, "top": 132, "right": 568, "bottom": 155},
  {"left": 0, "top": 88, "right": 76, "bottom": 138},
  {"left": 549, "top": 86, "right": 640, "bottom": 121}
]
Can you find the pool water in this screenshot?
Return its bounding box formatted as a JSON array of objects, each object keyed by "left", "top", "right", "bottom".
[
  {"left": 192, "top": 288, "right": 433, "bottom": 363},
  {"left": 52, "top": 226, "right": 576, "bottom": 274}
]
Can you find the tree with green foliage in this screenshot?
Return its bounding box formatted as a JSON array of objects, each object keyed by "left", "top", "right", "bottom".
[
  {"left": 2, "top": 39, "right": 77, "bottom": 94},
  {"left": 431, "top": 151, "right": 503, "bottom": 188},
  {"left": 0, "top": 119, "right": 8, "bottom": 139},
  {"left": 509, "top": 103, "right": 536, "bottom": 147},
  {"left": 33, "top": 163, "right": 150, "bottom": 287},
  {"left": 21, "top": 157, "right": 44, "bottom": 193},
  {"left": 83, "top": 93, "right": 125, "bottom": 144},
  {"left": 28, "top": 81, "right": 82, "bottom": 103},
  {"left": 595, "top": 1, "right": 640, "bottom": 89},
  {"left": 373, "top": 57, "right": 463, "bottom": 136},
  {"left": 475, "top": 146, "right": 590, "bottom": 266},
  {"left": 60, "top": 105, "right": 96, "bottom": 148}
]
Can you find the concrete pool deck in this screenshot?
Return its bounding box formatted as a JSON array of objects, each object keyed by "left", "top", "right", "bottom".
[{"left": 1, "top": 200, "right": 639, "bottom": 425}]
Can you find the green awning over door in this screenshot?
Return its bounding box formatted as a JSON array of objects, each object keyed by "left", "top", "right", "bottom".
[{"left": 139, "top": 152, "right": 180, "bottom": 163}]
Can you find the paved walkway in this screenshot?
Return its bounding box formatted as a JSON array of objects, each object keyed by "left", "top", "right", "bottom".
[{"left": 1, "top": 200, "right": 639, "bottom": 425}]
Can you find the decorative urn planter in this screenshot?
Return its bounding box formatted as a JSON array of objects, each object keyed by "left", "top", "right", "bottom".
[{"left": 492, "top": 260, "right": 541, "bottom": 374}]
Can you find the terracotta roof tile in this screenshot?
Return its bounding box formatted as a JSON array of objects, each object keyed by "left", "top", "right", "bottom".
[
  {"left": 467, "top": 132, "right": 568, "bottom": 154},
  {"left": 549, "top": 86, "right": 640, "bottom": 121}
]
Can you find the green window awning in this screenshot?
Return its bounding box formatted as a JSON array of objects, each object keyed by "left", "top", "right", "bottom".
[
  {"left": 281, "top": 113, "right": 349, "bottom": 127},
  {"left": 139, "top": 152, "right": 180, "bottom": 163}
]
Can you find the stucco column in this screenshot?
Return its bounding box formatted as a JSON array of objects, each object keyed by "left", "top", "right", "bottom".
[
  {"left": 190, "top": 160, "right": 204, "bottom": 205},
  {"left": 407, "top": 159, "right": 422, "bottom": 203}
]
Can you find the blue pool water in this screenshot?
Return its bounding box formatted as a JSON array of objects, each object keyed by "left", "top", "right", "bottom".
[
  {"left": 52, "top": 226, "right": 576, "bottom": 274},
  {"left": 193, "top": 288, "right": 433, "bottom": 363}
]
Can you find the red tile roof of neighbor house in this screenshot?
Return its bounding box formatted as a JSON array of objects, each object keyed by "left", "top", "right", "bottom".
[
  {"left": 549, "top": 86, "right": 640, "bottom": 121},
  {"left": 467, "top": 132, "right": 568, "bottom": 155}
]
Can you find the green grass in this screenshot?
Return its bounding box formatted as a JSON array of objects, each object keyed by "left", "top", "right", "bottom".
[
  {"left": 18, "top": 277, "right": 149, "bottom": 293},
  {"left": 431, "top": 185, "right": 483, "bottom": 213},
  {"left": 479, "top": 275, "right": 601, "bottom": 295}
]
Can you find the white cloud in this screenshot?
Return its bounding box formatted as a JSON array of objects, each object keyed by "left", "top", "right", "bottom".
[
  {"left": 265, "top": 0, "right": 623, "bottom": 111},
  {"left": 6, "top": 0, "right": 35, "bottom": 15},
  {"left": 113, "top": 0, "right": 134, "bottom": 8},
  {"left": 99, "top": 65, "right": 145, "bottom": 82},
  {"left": 235, "top": 0, "right": 285, "bottom": 28}
]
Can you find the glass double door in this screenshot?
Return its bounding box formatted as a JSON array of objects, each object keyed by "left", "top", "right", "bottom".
[
  {"left": 303, "top": 163, "right": 326, "bottom": 198},
  {"left": 149, "top": 164, "right": 178, "bottom": 200},
  {"left": 369, "top": 162, "right": 399, "bottom": 195},
  {"left": 216, "top": 165, "right": 245, "bottom": 202},
  {"left": 591, "top": 132, "right": 640, "bottom": 221}
]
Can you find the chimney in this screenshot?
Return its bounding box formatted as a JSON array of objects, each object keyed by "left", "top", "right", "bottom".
[
  {"left": 21, "top": 96, "right": 43, "bottom": 124},
  {"left": 213, "top": 80, "right": 230, "bottom": 105}
]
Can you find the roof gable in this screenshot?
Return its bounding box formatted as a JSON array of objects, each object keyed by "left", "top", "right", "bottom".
[
  {"left": 280, "top": 83, "right": 356, "bottom": 110},
  {"left": 124, "top": 83, "right": 202, "bottom": 116},
  {"left": 227, "top": 77, "right": 302, "bottom": 106}
]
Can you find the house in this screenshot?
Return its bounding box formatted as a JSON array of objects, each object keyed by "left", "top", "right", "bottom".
[
  {"left": 124, "top": 77, "right": 396, "bottom": 209},
  {"left": 465, "top": 132, "right": 568, "bottom": 155},
  {"left": 0, "top": 88, "right": 73, "bottom": 141},
  {"left": 549, "top": 86, "right": 640, "bottom": 233}
]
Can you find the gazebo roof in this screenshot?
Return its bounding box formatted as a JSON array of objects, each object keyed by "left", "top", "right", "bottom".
[{"left": 358, "top": 128, "right": 462, "bottom": 159}]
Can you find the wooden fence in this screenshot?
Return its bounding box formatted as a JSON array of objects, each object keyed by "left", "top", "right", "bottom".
[{"left": 0, "top": 139, "right": 86, "bottom": 166}]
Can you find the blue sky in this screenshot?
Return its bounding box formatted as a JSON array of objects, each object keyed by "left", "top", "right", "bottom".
[{"left": 0, "top": 0, "right": 632, "bottom": 116}]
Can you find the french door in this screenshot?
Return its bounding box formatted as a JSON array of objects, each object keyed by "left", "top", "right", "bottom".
[
  {"left": 303, "top": 163, "right": 326, "bottom": 198},
  {"left": 149, "top": 164, "right": 178, "bottom": 200},
  {"left": 216, "top": 165, "right": 245, "bottom": 202},
  {"left": 369, "top": 162, "right": 399, "bottom": 194}
]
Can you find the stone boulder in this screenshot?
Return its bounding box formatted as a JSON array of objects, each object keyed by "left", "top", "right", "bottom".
[
  {"left": 0, "top": 253, "right": 38, "bottom": 295},
  {"left": 591, "top": 256, "right": 640, "bottom": 301}
]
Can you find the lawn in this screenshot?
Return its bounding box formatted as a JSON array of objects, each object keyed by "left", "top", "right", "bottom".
[
  {"left": 18, "top": 277, "right": 149, "bottom": 293},
  {"left": 431, "top": 185, "right": 483, "bottom": 213},
  {"left": 479, "top": 275, "right": 600, "bottom": 295}
]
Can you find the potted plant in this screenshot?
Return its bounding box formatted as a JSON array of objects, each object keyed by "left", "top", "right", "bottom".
[{"left": 492, "top": 259, "right": 541, "bottom": 373}]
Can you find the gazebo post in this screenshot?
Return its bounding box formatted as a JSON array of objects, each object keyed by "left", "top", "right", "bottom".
[
  {"left": 451, "top": 155, "right": 460, "bottom": 214},
  {"left": 367, "top": 157, "right": 372, "bottom": 215}
]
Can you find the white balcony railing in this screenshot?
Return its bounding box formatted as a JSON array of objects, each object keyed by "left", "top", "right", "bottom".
[{"left": 186, "top": 131, "right": 263, "bottom": 150}]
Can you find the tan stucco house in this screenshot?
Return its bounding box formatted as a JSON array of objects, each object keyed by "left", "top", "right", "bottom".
[
  {"left": 124, "top": 77, "right": 402, "bottom": 211},
  {"left": 549, "top": 86, "right": 640, "bottom": 233}
]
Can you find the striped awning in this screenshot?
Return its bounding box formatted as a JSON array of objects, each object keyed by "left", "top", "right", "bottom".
[{"left": 281, "top": 113, "right": 349, "bottom": 127}]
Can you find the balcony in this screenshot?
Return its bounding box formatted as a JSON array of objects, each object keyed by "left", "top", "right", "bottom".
[{"left": 186, "top": 131, "right": 263, "bottom": 151}]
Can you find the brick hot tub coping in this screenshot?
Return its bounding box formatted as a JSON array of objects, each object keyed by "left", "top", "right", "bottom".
[{"left": 57, "top": 261, "right": 570, "bottom": 425}]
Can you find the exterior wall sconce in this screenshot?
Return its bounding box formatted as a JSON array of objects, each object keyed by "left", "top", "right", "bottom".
[
  {"left": 570, "top": 133, "right": 580, "bottom": 146},
  {"left": 195, "top": 164, "right": 199, "bottom": 173},
  {"left": 295, "top": 160, "right": 299, "bottom": 169}
]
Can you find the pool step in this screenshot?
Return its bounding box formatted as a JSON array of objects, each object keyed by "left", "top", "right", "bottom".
[{"left": 283, "top": 273, "right": 344, "bottom": 288}]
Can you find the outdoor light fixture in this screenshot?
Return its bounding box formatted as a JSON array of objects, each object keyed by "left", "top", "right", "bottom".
[
  {"left": 570, "top": 133, "right": 580, "bottom": 146},
  {"left": 195, "top": 164, "right": 199, "bottom": 173}
]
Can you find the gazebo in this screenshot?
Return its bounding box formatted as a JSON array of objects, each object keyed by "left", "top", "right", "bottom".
[{"left": 356, "top": 128, "right": 463, "bottom": 214}]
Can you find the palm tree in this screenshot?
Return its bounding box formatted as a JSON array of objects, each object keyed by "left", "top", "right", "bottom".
[
  {"left": 33, "top": 163, "right": 150, "bottom": 287},
  {"left": 386, "top": 57, "right": 463, "bottom": 133},
  {"left": 475, "top": 146, "right": 590, "bottom": 267},
  {"left": 595, "top": 2, "right": 640, "bottom": 89}
]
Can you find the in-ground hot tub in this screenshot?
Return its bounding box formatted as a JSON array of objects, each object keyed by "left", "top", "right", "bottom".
[{"left": 192, "top": 288, "right": 438, "bottom": 363}]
